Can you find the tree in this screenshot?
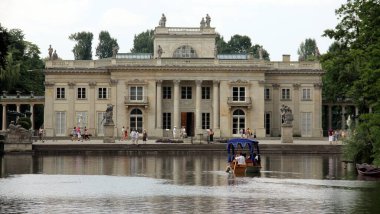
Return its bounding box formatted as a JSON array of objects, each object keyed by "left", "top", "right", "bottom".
[
  {"left": 69, "top": 32, "right": 93, "bottom": 60},
  {"left": 322, "top": 0, "right": 380, "bottom": 165},
  {"left": 297, "top": 38, "right": 319, "bottom": 61},
  {"left": 131, "top": 30, "right": 154, "bottom": 53},
  {"left": 215, "top": 33, "right": 229, "bottom": 54},
  {"left": 227, "top": 34, "right": 252, "bottom": 53},
  {"left": 95, "top": 31, "right": 118, "bottom": 59},
  {"left": 0, "top": 23, "right": 9, "bottom": 69}
]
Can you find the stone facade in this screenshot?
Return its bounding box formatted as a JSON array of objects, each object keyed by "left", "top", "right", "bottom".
[{"left": 43, "top": 23, "right": 324, "bottom": 139}]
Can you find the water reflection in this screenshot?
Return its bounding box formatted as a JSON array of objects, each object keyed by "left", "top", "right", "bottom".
[{"left": 1, "top": 152, "right": 379, "bottom": 213}]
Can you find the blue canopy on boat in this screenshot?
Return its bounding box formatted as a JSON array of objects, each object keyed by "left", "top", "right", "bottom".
[{"left": 227, "top": 138, "right": 260, "bottom": 163}]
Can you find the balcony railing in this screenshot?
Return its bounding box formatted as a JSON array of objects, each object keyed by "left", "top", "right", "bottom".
[
  {"left": 227, "top": 97, "right": 252, "bottom": 108},
  {"left": 124, "top": 96, "right": 149, "bottom": 108}
]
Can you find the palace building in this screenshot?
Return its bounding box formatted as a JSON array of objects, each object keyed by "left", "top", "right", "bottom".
[{"left": 43, "top": 19, "right": 324, "bottom": 139}]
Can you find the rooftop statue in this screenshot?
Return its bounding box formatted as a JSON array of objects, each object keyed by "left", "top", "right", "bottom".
[
  {"left": 205, "top": 14, "right": 211, "bottom": 27},
  {"left": 112, "top": 45, "right": 119, "bottom": 58},
  {"left": 52, "top": 50, "right": 58, "bottom": 60},
  {"left": 159, "top": 13, "right": 166, "bottom": 27},
  {"left": 200, "top": 17, "right": 205, "bottom": 28},
  {"left": 48, "top": 45, "right": 53, "bottom": 60}
]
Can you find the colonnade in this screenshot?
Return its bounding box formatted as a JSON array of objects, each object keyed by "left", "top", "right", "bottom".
[{"left": 155, "top": 80, "right": 220, "bottom": 133}]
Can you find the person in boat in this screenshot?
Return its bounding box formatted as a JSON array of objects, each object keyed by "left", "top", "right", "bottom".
[{"left": 235, "top": 153, "right": 246, "bottom": 165}]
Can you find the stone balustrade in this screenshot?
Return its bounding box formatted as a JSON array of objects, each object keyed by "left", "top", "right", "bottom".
[{"left": 45, "top": 58, "right": 322, "bottom": 70}]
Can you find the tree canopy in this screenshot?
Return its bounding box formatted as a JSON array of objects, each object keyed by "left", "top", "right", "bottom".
[
  {"left": 297, "top": 38, "right": 320, "bottom": 61},
  {"left": 0, "top": 23, "right": 9, "bottom": 69},
  {"left": 216, "top": 34, "right": 270, "bottom": 60},
  {"left": 321, "top": 0, "right": 380, "bottom": 165},
  {"left": 69, "top": 31, "right": 93, "bottom": 60},
  {"left": 95, "top": 31, "right": 118, "bottom": 59},
  {"left": 0, "top": 26, "right": 44, "bottom": 95},
  {"left": 131, "top": 30, "right": 154, "bottom": 53}
]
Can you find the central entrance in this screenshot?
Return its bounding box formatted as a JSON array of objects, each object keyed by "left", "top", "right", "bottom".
[{"left": 181, "top": 112, "right": 194, "bottom": 137}]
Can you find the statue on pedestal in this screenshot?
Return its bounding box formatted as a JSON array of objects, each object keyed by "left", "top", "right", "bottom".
[
  {"left": 48, "top": 45, "right": 53, "bottom": 60},
  {"left": 102, "top": 104, "right": 114, "bottom": 125},
  {"left": 205, "top": 14, "right": 211, "bottom": 27},
  {"left": 280, "top": 104, "right": 293, "bottom": 125},
  {"left": 157, "top": 45, "right": 163, "bottom": 59}
]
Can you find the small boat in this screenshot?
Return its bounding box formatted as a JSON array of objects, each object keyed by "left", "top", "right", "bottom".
[
  {"left": 226, "top": 138, "right": 261, "bottom": 176},
  {"left": 356, "top": 163, "right": 380, "bottom": 177}
]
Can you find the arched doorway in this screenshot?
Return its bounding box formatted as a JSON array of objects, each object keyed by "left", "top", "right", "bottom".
[
  {"left": 232, "top": 109, "right": 245, "bottom": 135},
  {"left": 130, "top": 108, "right": 143, "bottom": 132}
]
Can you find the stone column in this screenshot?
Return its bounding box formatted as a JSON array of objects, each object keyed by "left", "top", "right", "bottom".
[
  {"left": 213, "top": 80, "right": 220, "bottom": 130},
  {"left": 341, "top": 105, "right": 346, "bottom": 130},
  {"left": 173, "top": 80, "right": 180, "bottom": 129},
  {"left": 355, "top": 106, "right": 359, "bottom": 126},
  {"left": 156, "top": 80, "right": 162, "bottom": 129},
  {"left": 313, "top": 83, "right": 323, "bottom": 137},
  {"left": 16, "top": 104, "right": 20, "bottom": 113},
  {"left": 328, "top": 105, "right": 332, "bottom": 129},
  {"left": 272, "top": 84, "right": 280, "bottom": 136},
  {"left": 292, "top": 83, "right": 300, "bottom": 135},
  {"left": 30, "top": 104, "right": 34, "bottom": 130},
  {"left": 195, "top": 80, "right": 202, "bottom": 133},
  {"left": 2, "top": 104, "right": 6, "bottom": 131}
]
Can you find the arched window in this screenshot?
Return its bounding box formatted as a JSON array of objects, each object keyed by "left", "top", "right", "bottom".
[
  {"left": 173, "top": 45, "right": 197, "bottom": 58},
  {"left": 232, "top": 109, "right": 245, "bottom": 135},
  {"left": 130, "top": 108, "right": 143, "bottom": 132}
]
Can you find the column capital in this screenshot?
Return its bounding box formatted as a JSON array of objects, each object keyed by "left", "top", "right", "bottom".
[
  {"left": 213, "top": 80, "right": 220, "bottom": 85},
  {"left": 272, "top": 83, "right": 280, "bottom": 89},
  {"left": 195, "top": 80, "right": 202, "bottom": 86},
  {"left": 173, "top": 80, "right": 180, "bottom": 85},
  {"left": 89, "top": 81, "right": 97, "bottom": 88},
  {"left": 68, "top": 82, "right": 76, "bottom": 89},
  {"left": 293, "top": 83, "right": 300, "bottom": 89},
  {"left": 156, "top": 80, "right": 163, "bottom": 85},
  {"left": 313, "top": 82, "right": 323, "bottom": 89}
]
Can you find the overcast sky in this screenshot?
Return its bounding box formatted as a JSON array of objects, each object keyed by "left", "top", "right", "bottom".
[{"left": 1, "top": 0, "right": 346, "bottom": 61}]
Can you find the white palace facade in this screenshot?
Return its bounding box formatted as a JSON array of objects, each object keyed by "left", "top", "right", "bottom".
[{"left": 43, "top": 22, "right": 324, "bottom": 139}]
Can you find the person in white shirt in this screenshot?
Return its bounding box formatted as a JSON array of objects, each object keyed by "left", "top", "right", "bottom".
[{"left": 235, "top": 153, "right": 246, "bottom": 165}]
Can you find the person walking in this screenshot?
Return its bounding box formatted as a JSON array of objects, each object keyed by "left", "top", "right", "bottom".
[
  {"left": 142, "top": 129, "right": 148, "bottom": 144},
  {"left": 121, "top": 126, "right": 125, "bottom": 141},
  {"left": 209, "top": 129, "right": 214, "bottom": 143}
]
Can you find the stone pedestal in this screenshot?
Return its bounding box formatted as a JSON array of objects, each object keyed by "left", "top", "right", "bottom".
[
  {"left": 281, "top": 124, "right": 293, "bottom": 143},
  {"left": 103, "top": 124, "right": 115, "bottom": 143}
]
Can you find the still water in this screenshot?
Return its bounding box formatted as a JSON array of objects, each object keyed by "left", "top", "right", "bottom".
[{"left": 1, "top": 152, "right": 379, "bottom": 213}]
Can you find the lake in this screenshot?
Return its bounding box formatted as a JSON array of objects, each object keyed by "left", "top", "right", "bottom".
[{"left": 1, "top": 152, "right": 380, "bottom": 213}]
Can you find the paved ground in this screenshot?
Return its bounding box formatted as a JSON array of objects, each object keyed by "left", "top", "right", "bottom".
[{"left": 33, "top": 138, "right": 342, "bottom": 145}]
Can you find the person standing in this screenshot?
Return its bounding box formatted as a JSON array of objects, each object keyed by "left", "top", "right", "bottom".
[
  {"left": 209, "top": 129, "right": 214, "bottom": 143},
  {"left": 173, "top": 126, "right": 177, "bottom": 139},
  {"left": 142, "top": 129, "right": 148, "bottom": 144},
  {"left": 328, "top": 128, "right": 334, "bottom": 144},
  {"left": 71, "top": 127, "right": 77, "bottom": 141},
  {"left": 38, "top": 127, "right": 44, "bottom": 142},
  {"left": 121, "top": 126, "right": 125, "bottom": 141},
  {"left": 131, "top": 129, "right": 136, "bottom": 144},
  {"left": 135, "top": 130, "right": 140, "bottom": 145}
]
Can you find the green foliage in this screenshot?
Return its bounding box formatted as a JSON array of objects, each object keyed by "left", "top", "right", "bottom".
[
  {"left": 17, "top": 117, "right": 32, "bottom": 130},
  {"left": 323, "top": 0, "right": 380, "bottom": 164},
  {"left": 95, "top": 31, "right": 118, "bottom": 59},
  {"left": 131, "top": 30, "right": 154, "bottom": 53},
  {"left": 227, "top": 35, "right": 252, "bottom": 53},
  {"left": 0, "top": 23, "right": 9, "bottom": 69},
  {"left": 216, "top": 33, "right": 270, "bottom": 60},
  {"left": 297, "top": 38, "right": 319, "bottom": 61},
  {"left": 0, "top": 52, "right": 20, "bottom": 91},
  {"left": 69, "top": 32, "right": 93, "bottom": 60}
]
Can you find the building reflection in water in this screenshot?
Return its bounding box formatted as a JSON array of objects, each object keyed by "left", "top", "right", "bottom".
[{"left": 1, "top": 152, "right": 354, "bottom": 182}]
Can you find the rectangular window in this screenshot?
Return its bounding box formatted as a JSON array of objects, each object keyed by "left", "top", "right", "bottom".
[
  {"left": 202, "top": 87, "right": 211, "bottom": 99},
  {"left": 232, "top": 87, "right": 245, "bottom": 101},
  {"left": 77, "top": 87, "right": 86, "bottom": 99},
  {"left": 181, "top": 86, "right": 192, "bottom": 99},
  {"left": 130, "top": 86, "right": 143, "bottom": 101},
  {"left": 264, "top": 88, "right": 271, "bottom": 100},
  {"left": 301, "top": 112, "right": 312, "bottom": 137},
  {"left": 281, "top": 88, "right": 291, "bottom": 100},
  {"left": 55, "top": 111, "right": 66, "bottom": 136},
  {"left": 163, "top": 86, "right": 172, "bottom": 99},
  {"left": 75, "top": 112, "right": 88, "bottom": 129},
  {"left": 302, "top": 88, "right": 311, "bottom": 100},
  {"left": 202, "top": 113, "right": 210, "bottom": 129},
  {"left": 163, "top": 113, "right": 171, "bottom": 129},
  {"left": 97, "top": 112, "right": 106, "bottom": 136},
  {"left": 56, "top": 88, "right": 65, "bottom": 99},
  {"left": 98, "top": 88, "right": 110, "bottom": 99},
  {"left": 265, "top": 113, "right": 271, "bottom": 135}
]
